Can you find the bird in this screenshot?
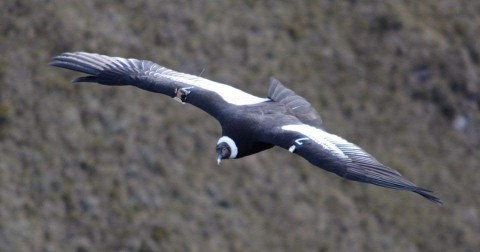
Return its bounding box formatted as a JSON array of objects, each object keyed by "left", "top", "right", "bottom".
[{"left": 50, "top": 52, "right": 442, "bottom": 204}]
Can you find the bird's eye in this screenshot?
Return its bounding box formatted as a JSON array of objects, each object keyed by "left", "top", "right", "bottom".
[{"left": 222, "top": 146, "right": 231, "bottom": 158}]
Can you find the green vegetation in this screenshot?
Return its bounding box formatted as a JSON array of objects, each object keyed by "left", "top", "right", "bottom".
[{"left": 0, "top": 0, "right": 479, "bottom": 251}]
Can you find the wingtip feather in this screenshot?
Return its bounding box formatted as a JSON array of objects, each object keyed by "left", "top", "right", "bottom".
[
  {"left": 415, "top": 188, "right": 443, "bottom": 205},
  {"left": 71, "top": 76, "right": 98, "bottom": 83}
]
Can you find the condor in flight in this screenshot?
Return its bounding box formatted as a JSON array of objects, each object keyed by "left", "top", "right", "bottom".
[{"left": 50, "top": 52, "right": 442, "bottom": 204}]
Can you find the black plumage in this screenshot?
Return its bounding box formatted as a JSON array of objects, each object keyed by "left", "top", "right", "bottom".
[{"left": 50, "top": 52, "right": 442, "bottom": 204}]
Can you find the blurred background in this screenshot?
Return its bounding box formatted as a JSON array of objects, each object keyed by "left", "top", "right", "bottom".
[{"left": 0, "top": 0, "right": 479, "bottom": 251}]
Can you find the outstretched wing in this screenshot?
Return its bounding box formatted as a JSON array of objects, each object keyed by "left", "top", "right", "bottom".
[
  {"left": 50, "top": 52, "right": 269, "bottom": 119},
  {"left": 260, "top": 123, "right": 442, "bottom": 204},
  {"left": 268, "top": 78, "right": 323, "bottom": 128}
]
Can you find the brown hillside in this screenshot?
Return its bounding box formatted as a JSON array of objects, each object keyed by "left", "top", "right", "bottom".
[{"left": 0, "top": 1, "right": 479, "bottom": 251}]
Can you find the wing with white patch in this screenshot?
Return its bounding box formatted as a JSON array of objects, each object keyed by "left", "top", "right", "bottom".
[
  {"left": 50, "top": 52, "right": 269, "bottom": 119},
  {"left": 260, "top": 124, "right": 442, "bottom": 204},
  {"left": 268, "top": 78, "right": 323, "bottom": 128}
]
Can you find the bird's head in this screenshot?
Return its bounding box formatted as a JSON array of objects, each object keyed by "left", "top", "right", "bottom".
[{"left": 216, "top": 136, "right": 238, "bottom": 165}]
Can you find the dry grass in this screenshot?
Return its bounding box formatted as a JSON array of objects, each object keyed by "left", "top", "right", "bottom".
[{"left": 0, "top": 0, "right": 479, "bottom": 251}]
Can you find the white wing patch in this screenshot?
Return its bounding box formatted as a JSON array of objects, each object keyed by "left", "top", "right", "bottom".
[
  {"left": 157, "top": 70, "right": 269, "bottom": 106},
  {"left": 281, "top": 124, "right": 348, "bottom": 158}
]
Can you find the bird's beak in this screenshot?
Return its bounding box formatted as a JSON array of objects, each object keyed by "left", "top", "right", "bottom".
[{"left": 216, "top": 150, "right": 222, "bottom": 165}]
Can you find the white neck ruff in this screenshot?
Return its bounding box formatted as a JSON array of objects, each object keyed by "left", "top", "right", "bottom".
[{"left": 217, "top": 136, "right": 238, "bottom": 159}]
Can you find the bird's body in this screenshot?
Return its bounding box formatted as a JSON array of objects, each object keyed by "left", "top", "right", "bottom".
[{"left": 50, "top": 52, "right": 442, "bottom": 204}]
